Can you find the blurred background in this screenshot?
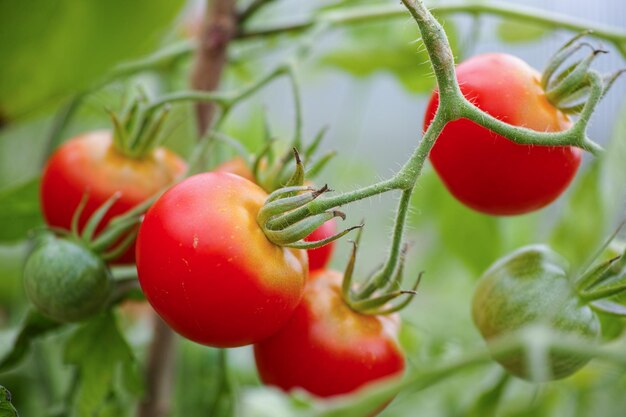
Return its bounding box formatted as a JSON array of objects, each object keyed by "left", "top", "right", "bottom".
[{"left": 0, "top": 0, "right": 625, "bottom": 416}]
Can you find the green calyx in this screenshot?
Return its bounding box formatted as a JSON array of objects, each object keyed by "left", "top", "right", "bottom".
[
  {"left": 257, "top": 148, "right": 361, "bottom": 249},
  {"left": 109, "top": 91, "right": 170, "bottom": 159},
  {"left": 541, "top": 32, "right": 624, "bottom": 115},
  {"left": 340, "top": 226, "right": 423, "bottom": 316},
  {"left": 574, "top": 225, "right": 626, "bottom": 312},
  {"left": 68, "top": 192, "right": 146, "bottom": 261},
  {"left": 251, "top": 122, "right": 336, "bottom": 194}
]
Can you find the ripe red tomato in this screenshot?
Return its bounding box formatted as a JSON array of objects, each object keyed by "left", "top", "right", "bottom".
[
  {"left": 40, "top": 131, "right": 186, "bottom": 263},
  {"left": 424, "top": 53, "right": 581, "bottom": 215},
  {"left": 215, "top": 157, "right": 336, "bottom": 271},
  {"left": 304, "top": 219, "right": 336, "bottom": 271},
  {"left": 254, "top": 269, "right": 405, "bottom": 401},
  {"left": 135, "top": 172, "right": 308, "bottom": 348}
]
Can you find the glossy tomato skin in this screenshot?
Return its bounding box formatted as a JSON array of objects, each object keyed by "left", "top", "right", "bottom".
[
  {"left": 136, "top": 172, "right": 308, "bottom": 348},
  {"left": 41, "top": 131, "right": 186, "bottom": 263},
  {"left": 215, "top": 157, "right": 336, "bottom": 272},
  {"left": 303, "top": 219, "right": 336, "bottom": 272},
  {"left": 424, "top": 53, "right": 581, "bottom": 216},
  {"left": 254, "top": 270, "right": 404, "bottom": 400}
]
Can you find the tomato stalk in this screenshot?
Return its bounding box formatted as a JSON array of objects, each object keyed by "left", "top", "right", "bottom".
[
  {"left": 258, "top": 0, "right": 621, "bottom": 313},
  {"left": 38, "top": 0, "right": 626, "bottom": 164},
  {"left": 237, "top": 0, "right": 278, "bottom": 25},
  {"left": 306, "top": 325, "right": 626, "bottom": 415},
  {"left": 236, "top": 1, "right": 626, "bottom": 59},
  {"left": 81, "top": 1, "right": 626, "bottom": 90}
]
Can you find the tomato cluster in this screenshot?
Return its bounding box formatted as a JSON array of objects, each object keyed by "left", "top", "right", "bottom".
[{"left": 29, "top": 48, "right": 600, "bottom": 413}]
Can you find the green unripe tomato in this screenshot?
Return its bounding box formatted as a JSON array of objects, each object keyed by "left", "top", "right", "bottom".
[
  {"left": 472, "top": 245, "right": 600, "bottom": 381},
  {"left": 23, "top": 233, "right": 113, "bottom": 322}
]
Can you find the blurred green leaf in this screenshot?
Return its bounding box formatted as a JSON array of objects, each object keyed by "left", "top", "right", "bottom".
[
  {"left": 0, "top": 0, "right": 185, "bottom": 121},
  {"left": 465, "top": 370, "right": 509, "bottom": 417},
  {"left": 411, "top": 169, "right": 503, "bottom": 276},
  {"left": 160, "top": 103, "right": 197, "bottom": 160},
  {"left": 600, "top": 101, "right": 626, "bottom": 224},
  {"left": 551, "top": 100, "right": 626, "bottom": 265},
  {"left": 64, "top": 313, "right": 141, "bottom": 417},
  {"left": 0, "top": 179, "right": 43, "bottom": 243},
  {"left": 0, "top": 309, "right": 61, "bottom": 373},
  {"left": 321, "top": 20, "right": 458, "bottom": 94},
  {"left": 175, "top": 344, "right": 236, "bottom": 417},
  {"left": 550, "top": 162, "right": 603, "bottom": 265},
  {"left": 0, "top": 385, "right": 19, "bottom": 417},
  {"left": 496, "top": 20, "right": 551, "bottom": 44}
]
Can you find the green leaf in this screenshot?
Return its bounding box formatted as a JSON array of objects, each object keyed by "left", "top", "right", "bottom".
[
  {"left": 496, "top": 20, "right": 551, "bottom": 44},
  {"left": 600, "top": 101, "right": 626, "bottom": 224},
  {"left": 551, "top": 100, "right": 626, "bottom": 266},
  {"left": 411, "top": 169, "right": 503, "bottom": 275},
  {"left": 550, "top": 162, "right": 604, "bottom": 266},
  {"left": 321, "top": 20, "right": 458, "bottom": 94},
  {"left": 159, "top": 103, "right": 197, "bottom": 160},
  {"left": 0, "top": 386, "right": 19, "bottom": 417},
  {"left": 465, "top": 370, "right": 509, "bottom": 417},
  {"left": 0, "top": 178, "right": 43, "bottom": 243},
  {"left": 64, "top": 313, "right": 142, "bottom": 417},
  {"left": 0, "top": 0, "right": 185, "bottom": 121},
  {"left": 0, "top": 309, "right": 61, "bottom": 373}
]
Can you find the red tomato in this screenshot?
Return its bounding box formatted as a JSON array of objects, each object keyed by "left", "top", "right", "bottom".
[
  {"left": 254, "top": 270, "right": 405, "bottom": 402},
  {"left": 304, "top": 219, "right": 336, "bottom": 271},
  {"left": 424, "top": 53, "right": 581, "bottom": 215},
  {"left": 41, "top": 131, "right": 186, "bottom": 263},
  {"left": 215, "top": 157, "right": 336, "bottom": 271},
  {"left": 135, "top": 172, "right": 308, "bottom": 348}
]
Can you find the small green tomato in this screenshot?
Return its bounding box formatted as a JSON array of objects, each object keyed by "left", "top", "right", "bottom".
[
  {"left": 24, "top": 233, "right": 113, "bottom": 322},
  {"left": 472, "top": 245, "right": 600, "bottom": 381}
]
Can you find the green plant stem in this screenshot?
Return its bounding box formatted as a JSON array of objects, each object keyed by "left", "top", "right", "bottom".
[
  {"left": 237, "top": 1, "right": 626, "bottom": 58},
  {"left": 261, "top": 0, "right": 609, "bottom": 296},
  {"left": 103, "top": 41, "right": 194, "bottom": 86},
  {"left": 238, "top": 0, "right": 277, "bottom": 24},
  {"left": 40, "top": 94, "right": 83, "bottom": 165},
  {"left": 145, "top": 64, "right": 287, "bottom": 117},
  {"left": 268, "top": 0, "right": 606, "bottom": 220},
  {"left": 89, "top": 1, "right": 626, "bottom": 94},
  {"left": 307, "top": 326, "right": 626, "bottom": 417},
  {"left": 459, "top": 70, "right": 605, "bottom": 155},
  {"left": 356, "top": 189, "right": 414, "bottom": 299},
  {"left": 286, "top": 65, "right": 304, "bottom": 151}
]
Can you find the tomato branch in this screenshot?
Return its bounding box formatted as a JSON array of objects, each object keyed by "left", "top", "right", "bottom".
[
  {"left": 259, "top": 0, "right": 616, "bottom": 303},
  {"left": 238, "top": 0, "right": 278, "bottom": 25},
  {"left": 92, "top": 1, "right": 626, "bottom": 91},
  {"left": 236, "top": 1, "right": 626, "bottom": 59},
  {"left": 190, "top": 0, "right": 238, "bottom": 136},
  {"left": 307, "top": 325, "right": 626, "bottom": 416}
]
